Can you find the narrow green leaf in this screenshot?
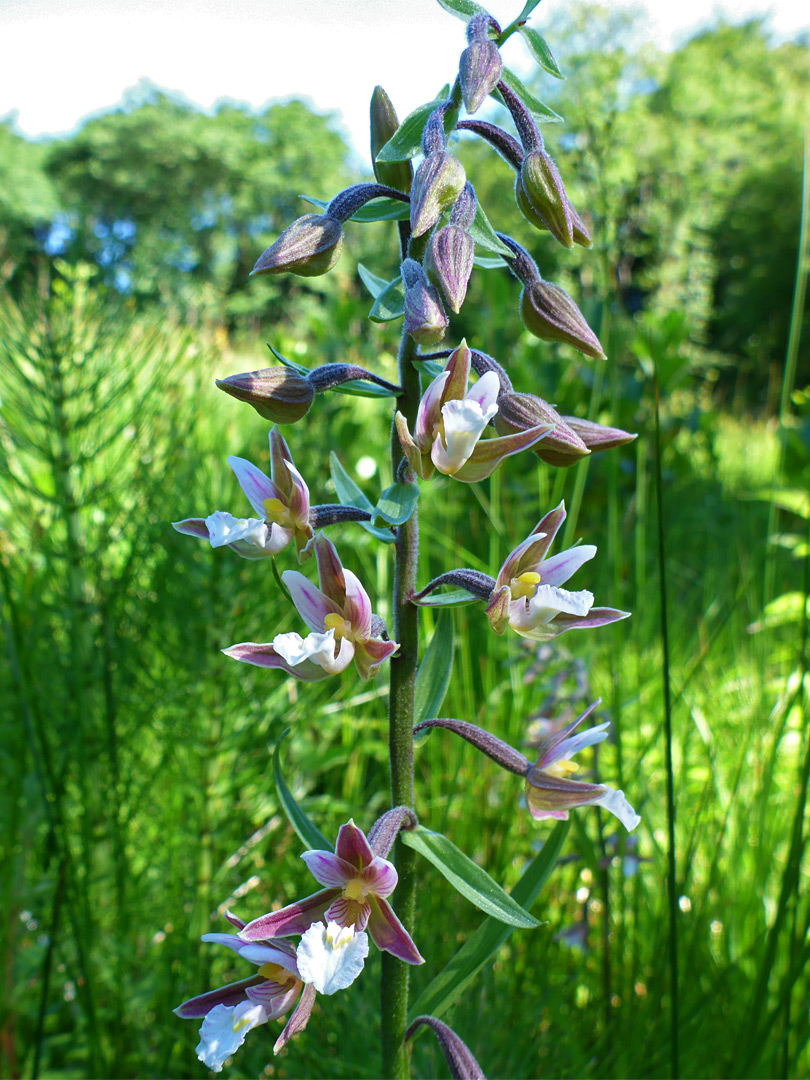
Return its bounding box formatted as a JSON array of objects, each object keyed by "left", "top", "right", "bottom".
[
  {"left": 495, "top": 68, "right": 564, "bottom": 124},
  {"left": 369, "top": 277, "right": 405, "bottom": 323},
  {"left": 374, "top": 482, "right": 418, "bottom": 526},
  {"left": 517, "top": 1, "right": 545, "bottom": 25},
  {"left": 413, "top": 359, "right": 445, "bottom": 380},
  {"left": 330, "top": 380, "right": 398, "bottom": 399},
  {"left": 413, "top": 588, "right": 480, "bottom": 607},
  {"left": 357, "top": 262, "right": 390, "bottom": 299},
  {"left": 329, "top": 453, "right": 395, "bottom": 543},
  {"left": 414, "top": 613, "right": 454, "bottom": 723},
  {"left": 468, "top": 200, "right": 513, "bottom": 256},
  {"left": 266, "top": 342, "right": 309, "bottom": 375},
  {"left": 376, "top": 90, "right": 455, "bottom": 163},
  {"left": 272, "top": 729, "right": 331, "bottom": 851},
  {"left": 518, "top": 26, "right": 565, "bottom": 79},
  {"left": 435, "top": 0, "right": 486, "bottom": 19},
  {"left": 409, "top": 820, "right": 569, "bottom": 1022},
  {"left": 473, "top": 254, "right": 507, "bottom": 269},
  {"left": 300, "top": 195, "right": 410, "bottom": 223},
  {"left": 401, "top": 826, "right": 539, "bottom": 928}
]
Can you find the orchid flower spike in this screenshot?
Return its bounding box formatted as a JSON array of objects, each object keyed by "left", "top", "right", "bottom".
[
  {"left": 395, "top": 340, "right": 551, "bottom": 482},
  {"left": 224, "top": 535, "right": 398, "bottom": 681},
  {"left": 485, "top": 501, "right": 630, "bottom": 641},
  {"left": 173, "top": 427, "right": 313, "bottom": 562},
  {"left": 173, "top": 911, "right": 335, "bottom": 1068},
  {"left": 239, "top": 820, "right": 424, "bottom": 966}
]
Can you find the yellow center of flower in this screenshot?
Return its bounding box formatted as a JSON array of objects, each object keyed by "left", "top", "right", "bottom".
[
  {"left": 546, "top": 759, "right": 580, "bottom": 779},
  {"left": 262, "top": 497, "right": 294, "bottom": 527},
  {"left": 324, "top": 612, "right": 353, "bottom": 641},
  {"left": 343, "top": 878, "right": 369, "bottom": 903},
  {"left": 257, "top": 961, "right": 294, "bottom": 985},
  {"left": 509, "top": 570, "right": 541, "bottom": 600}
]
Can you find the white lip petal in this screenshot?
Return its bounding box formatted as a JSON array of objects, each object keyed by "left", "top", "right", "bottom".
[
  {"left": 525, "top": 584, "right": 594, "bottom": 624},
  {"left": 432, "top": 398, "right": 499, "bottom": 474},
  {"left": 272, "top": 630, "right": 337, "bottom": 668},
  {"left": 295, "top": 921, "right": 369, "bottom": 995},
  {"left": 196, "top": 1002, "right": 267, "bottom": 1073},
  {"left": 205, "top": 511, "right": 270, "bottom": 549},
  {"left": 594, "top": 787, "right": 641, "bottom": 832}
]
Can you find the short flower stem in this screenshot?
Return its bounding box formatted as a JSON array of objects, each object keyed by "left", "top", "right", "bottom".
[{"left": 381, "top": 326, "right": 421, "bottom": 1079}]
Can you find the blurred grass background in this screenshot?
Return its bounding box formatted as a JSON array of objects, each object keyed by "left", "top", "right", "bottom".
[{"left": 1, "top": 4, "right": 809, "bottom": 1077}]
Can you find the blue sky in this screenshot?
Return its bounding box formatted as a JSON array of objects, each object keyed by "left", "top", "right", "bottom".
[{"left": 2, "top": 0, "right": 808, "bottom": 156}]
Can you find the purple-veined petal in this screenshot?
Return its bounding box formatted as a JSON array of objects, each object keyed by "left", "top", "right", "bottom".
[
  {"left": 235, "top": 942, "right": 300, "bottom": 970},
  {"left": 295, "top": 922, "right": 369, "bottom": 995},
  {"left": 366, "top": 896, "right": 424, "bottom": 964},
  {"left": 540, "top": 544, "right": 597, "bottom": 587},
  {"left": 300, "top": 850, "right": 355, "bottom": 888},
  {"left": 200, "top": 932, "right": 250, "bottom": 955},
  {"left": 222, "top": 640, "right": 332, "bottom": 682},
  {"left": 549, "top": 606, "right": 631, "bottom": 635},
  {"left": 552, "top": 721, "right": 611, "bottom": 764},
  {"left": 414, "top": 369, "right": 450, "bottom": 447},
  {"left": 452, "top": 424, "right": 552, "bottom": 483},
  {"left": 431, "top": 398, "right": 498, "bottom": 475},
  {"left": 268, "top": 428, "right": 293, "bottom": 497},
  {"left": 533, "top": 700, "right": 601, "bottom": 766},
  {"left": 335, "top": 820, "right": 375, "bottom": 868},
  {"left": 174, "top": 976, "right": 262, "bottom": 1018},
  {"left": 274, "top": 983, "right": 316, "bottom": 1054},
  {"left": 172, "top": 517, "right": 210, "bottom": 540},
  {"left": 284, "top": 458, "right": 311, "bottom": 523},
  {"left": 325, "top": 895, "right": 370, "bottom": 931},
  {"left": 525, "top": 771, "right": 607, "bottom": 817},
  {"left": 315, "top": 536, "right": 347, "bottom": 608},
  {"left": 593, "top": 787, "right": 641, "bottom": 831},
  {"left": 495, "top": 531, "right": 549, "bottom": 588},
  {"left": 465, "top": 368, "right": 500, "bottom": 412},
  {"left": 196, "top": 1000, "right": 267, "bottom": 1073},
  {"left": 441, "top": 340, "right": 472, "bottom": 404},
  {"left": 359, "top": 855, "right": 398, "bottom": 898},
  {"left": 245, "top": 980, "right": 300, "bottom": 1020},
  {"left": 353, "top": 636, "right": 399, "bottom": 680},
  {"left": 227, "top": 455, "right": 277, "bottom": 518},
  {"left": 282, "top": 571, "right": 339, "bottom": 632},
  {"left": 239, "top": 890, "right": 338, "bottom": 940},
  {"left": 341, "top": 568, "right": 372, "bottom": 639}
]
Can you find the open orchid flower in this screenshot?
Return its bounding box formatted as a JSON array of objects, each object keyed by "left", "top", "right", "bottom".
[
  {"left": 173, "top": 427, "right": 314, "bottom": 562},
  {"left": 174, "top": 911, "right": 359, "bottom": 1069},
  {"left": 224, "top": 536, "right": 398, "bottom": 681},
  {"left": 395, "top": 340, "right": 550, "bottom": 482},
  {"left": 239, "top": 820, "right": 424, "bottom": 966},
  {"left": 485, "top": 501, "right": 630, "bottom": 641}
]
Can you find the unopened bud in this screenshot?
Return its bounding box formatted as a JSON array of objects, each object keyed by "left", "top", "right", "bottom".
[
  {"left": 410, "top": 149, "right": 466, "bottom": 238},
  {"left": 494, "top": 392, "right": 590, "bottom": 467},
  {"left": 562, "top": 416, "right": 637, "bottom": 454},
  {"left": 519, "top": 280, "right": 606, "bottom": 359},
  {"left": 519, "top": 150, "right": 573, "bottom": 248},
  {"left": 370, "top": 86, "right": 414, "bottom": 193},
  {"left": 215, "top": 367, "right": 314, "bottom": 424},
  {"left": 424, "top": 224, "right": 474, "bottom": 313},
  {"left": 515, "top": 175, "right": 591, "bottom": 248},
  {"left": 402, "top": 258, "right": 448, "bottom": 346},
  {"left": 252, "top": 214, "right": 343, "bottom": 277},
  {"left": 405, "top": 1016, "right": 486, "bottom": 1080},
  {"left": 460, "top": 17, "right": 503, "bottom": 115}
]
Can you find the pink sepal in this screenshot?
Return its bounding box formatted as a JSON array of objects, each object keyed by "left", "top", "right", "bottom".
[
  {"left": 239, "top": 890, "right": 337, "bottom": 940},
  {"left": 172, "top": 518, "right": 209, "bottom": 540},
  {"left": 367, "top": 896, "right": 424, "bottom": 964},
  {"left": 335, "top": 820, "right": 374, "bottom": 868},
  {"left": 274, "top": 983, "right": 316, "bottom": 1054},
  {"left": 227, "top": 455, "right": 278, "bottom": 518},
  {"left": 300, "top": 850, "right": 356, "bottom": 887},
  {"left": 173, "top": 975, "right": 262, "bottom": 1018}
]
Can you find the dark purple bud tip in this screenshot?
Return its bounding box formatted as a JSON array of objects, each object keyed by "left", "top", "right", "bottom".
[
  {"left": 494, "top": 392, "right": 590, "bottom": 467},
  {"left": 252, "top": 214, "right": 343, "bottom": 277},
  {"left": 519, "top": 151, "right": 573, "bottom": 248},
  {"left": 216, "top": 367, "right": 314, "bottom": 424},
  {"left": 402, "top": 258, "right": 449, "bottom": 346},
  {"left": 519, "top": 281, "right": 606, "bottom": 359},
  {"left": 405, "top": 1016, "right": 486, "bottom": 1080},
  {"left": 460, "top": 39, "right": 503, "bottom": 115},
  {"left": 424, "top": 224, "right": 474, "bottom": 313}
]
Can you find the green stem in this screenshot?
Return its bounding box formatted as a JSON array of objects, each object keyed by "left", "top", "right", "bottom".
[{"left": 381, "top": 327, "right": 420, "bottom": 1079}]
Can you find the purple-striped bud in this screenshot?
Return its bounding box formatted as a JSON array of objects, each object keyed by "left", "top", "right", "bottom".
[
  {"left": 215, "top": 367, "right": 314, "bottom": 424},
  {"left": 402, "top": 258, "right": 448, "bottom": 346},
  {"left": 370, "top": 86, "right": 414, "bottom": 193},
  {"left": 519, "top": 150, "right": 573, "bottom": 248},
  {"left": 562, "top": 416, "right": 637, "bottom": 454},
  {"left": 424, "top": 225, "right": 474, "bottom": 313},
  {"left": 410, "top": 151, "right": 466, "bottom": 238},
  {"left": 252, "top": 214, "right": 343, "bottom": 278},
  {"left": 405, "top": 1016, "right": 486, "bottom": 1080},
  {"left": 494, "top": 392, "right": 590, "bottom": 467},
  {"left": 459, "top": 15, "right": 503, "bottom": 116},
  {"left": 520, "top": 281, "right": 606, "bottom": 359}
]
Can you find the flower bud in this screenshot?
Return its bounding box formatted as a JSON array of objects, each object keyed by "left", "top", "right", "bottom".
[
  {"left": 402, "top": 258, "right": 448, "bottom": 346},
  {"left": 405, "top": 1016, "right": 487, "bottom": 1080},
  {"left": 494, "top": 392, "right": 590, "bottom": 467},
  {"left": 424, "top": 224, "right": 474, "bottom": 313},
  {"left": 519, "top": 150, "right": 573, "bottom": 248},
  {"left": 370, "top": 86, "right": 414, "bottom": 193},
  {"left": 215, "top": 367, "right": 314, "bottom": 424},
  {"left": 519, "top": 280, "right": 606, "bottom": 359},
  {"left": 515, "top": 176, "right": 591, "bottom": 248},
  {"left": 252, "top": 214, "right": 343, "bottom": 277},
  {"left": 410, "top": 151, "right": 466, "bottom": 238},
  {"left": 459, "top": 17, "right": 503, "bottom": 115},
  {"left": 562, "top": 416, "right": 637, "bottom": 454}
]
